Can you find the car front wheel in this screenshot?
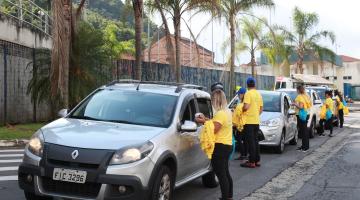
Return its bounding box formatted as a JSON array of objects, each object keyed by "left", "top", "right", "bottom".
[
  {"left": 309, "top": 118, "right": 316, "bottom": 138},
  {"left": 275, "top": 130, "right": 285, "bottom": 154},
  {"left": 289, "top": 128, "right": 298, "bottom": 145},
  {"left": 150, "top": 166, "right": 174, "bottom": 200}
]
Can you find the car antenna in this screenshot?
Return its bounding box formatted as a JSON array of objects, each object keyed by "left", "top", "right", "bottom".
[{"left": 136, "top": 81, "right": 141, "bottom": 91}]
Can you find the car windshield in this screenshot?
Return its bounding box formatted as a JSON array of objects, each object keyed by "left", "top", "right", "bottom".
[
  {"left": 309, "top": 88, "right": 326, "bottom": 100},
  {"left": 69, "top": 89, "right": 178, "bottom": 128},
  {"left": 261, "top": 92, "right": 281, "bottom": 112},
  {"left": 281, "top": 90, "right": 311, "bottom": 101}
]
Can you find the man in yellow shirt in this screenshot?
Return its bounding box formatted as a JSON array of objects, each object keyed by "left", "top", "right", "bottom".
[
  {"left": 241, "top": 77, "right": 263, "bottom": 168},
  {"left": 334, "top": 90, "right": 344, "bottom": 128}
]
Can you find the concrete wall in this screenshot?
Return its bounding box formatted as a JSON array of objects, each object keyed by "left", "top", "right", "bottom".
[{"left": 0, "top": 15, "right": 52, "bottom": 49}]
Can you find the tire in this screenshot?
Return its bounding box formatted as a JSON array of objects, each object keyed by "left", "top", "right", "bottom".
[
  {"left": 150, "top": 166, "right": 174, "bottom": 200},
  {"left": 275, "top": 130, "right": 285, "bottom": 154},
  {"left": 24, "top": 192, "right": 52, "bottom": 200},
  {"left": 309, "top": 118, "right": 316, "bottom": 138},
  {"left": 202, "top": 171, "right": 219, "bottom": 188},
  {"left": 289, "top": 128, "right": 298, "bottom": 145}
]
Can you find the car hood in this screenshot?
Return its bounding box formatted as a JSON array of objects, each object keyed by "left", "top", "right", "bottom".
[
  {"left": 260, "top": 111, "right": 282, "bottom": 122},
  {"left": 41, "top": 118, "right": 166, "bottom": 150}
]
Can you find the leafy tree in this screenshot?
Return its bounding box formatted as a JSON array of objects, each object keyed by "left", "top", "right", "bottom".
[{"left": 278, "top": 7, "right": 336, "bottom": 74}]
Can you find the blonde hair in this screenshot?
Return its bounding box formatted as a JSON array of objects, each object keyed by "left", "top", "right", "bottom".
[{"left": 211, "top": 89, "right": 228, "bottom": 112}]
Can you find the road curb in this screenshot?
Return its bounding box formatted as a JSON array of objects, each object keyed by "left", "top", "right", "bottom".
[{"left": 0, "top": 139, "right": 28, "bottom": 147}]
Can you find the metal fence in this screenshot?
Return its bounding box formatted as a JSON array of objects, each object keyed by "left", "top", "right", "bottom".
[
  {"left": 115, "top": 59, "right": 275, "bottom": 97},
  {"left": 0, "top": 0, "right": 51, "bottom": 36}
]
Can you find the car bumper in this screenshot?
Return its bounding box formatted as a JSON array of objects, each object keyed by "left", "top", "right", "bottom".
[
  {"left": 259, "top": 126, "right": 282, "bottom": 146},
  {"left": 18, "top": 146, "right": 154, "bottom": 200}
]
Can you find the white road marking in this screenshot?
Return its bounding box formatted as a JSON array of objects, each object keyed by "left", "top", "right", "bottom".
[
  {"left": 0, "top": 176, "right": 18, "bottom": 181},
  {"left": 0, "top": 159, "right": 22, "bottom": 163},
  {"left": 0, "top": 166, "right": 18, "bottom": 171},
  {"left": 243, "top": 129, "right": 353, "bottom": 200},
  {"left": 0, "top": 149, "right": 24, "bottom": 153},
  {"left": 0, "top": 154, "right": 23, "bottom": 158}
]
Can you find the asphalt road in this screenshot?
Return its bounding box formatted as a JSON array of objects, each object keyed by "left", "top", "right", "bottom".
[{"left": 1, "top": 113, "right": 359, "bottom": 200}]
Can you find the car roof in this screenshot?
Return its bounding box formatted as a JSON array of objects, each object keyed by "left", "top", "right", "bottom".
[
  {"left": 277, "top": 88, "right": 313, "bottom": 93},
  {"left": 102, "top": 81, "right": 209, "bottom": 97},
  {"left": 259, "top": 90, "right": 282, "bottom": 95}
]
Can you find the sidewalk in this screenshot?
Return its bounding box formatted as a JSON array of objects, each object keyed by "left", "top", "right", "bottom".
[{"left": 348, "top": 101, "right": 360, "bottom": 112}]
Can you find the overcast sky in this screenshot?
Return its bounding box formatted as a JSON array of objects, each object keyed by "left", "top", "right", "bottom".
[{"left": 150, "top": 0, "right": 360, "bottom": 64}]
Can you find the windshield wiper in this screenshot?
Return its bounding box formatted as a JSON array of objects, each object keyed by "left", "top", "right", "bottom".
[
  {"left": 69, "top": 115, "right": 102, "bottom": 121},
  {"left": 105, "top": 119, "right": 137, "bottom": 125}
]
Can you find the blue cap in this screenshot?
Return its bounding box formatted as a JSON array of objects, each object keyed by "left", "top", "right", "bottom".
[
  {"left": 246, "top": 77, "right": 256, "bottom": 85},
  {"left": 237, "top": 87, "right": 247, "bottom": 95}
]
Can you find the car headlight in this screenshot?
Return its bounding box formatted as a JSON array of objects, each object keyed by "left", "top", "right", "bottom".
[
  {"left": 27, "top": 130, "right": 44, "bottom": 157},
  {"left": 109, "top": 141, "right": 154, "bottom": 165},
  {"left": 261, "top": 118, "right": 281, "bottom": 127}
]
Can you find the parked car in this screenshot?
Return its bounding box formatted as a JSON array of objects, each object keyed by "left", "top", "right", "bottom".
[
  {"left": 276, "top": 88, "right": 323, "bottom": 138},
  {"left": 229, "top": 90, "right": 298, "bottom": 154},
  {"left": 306, "top": 86, "right": 339, "bottom": 126},
  {"left": 18, "top": 80, "right": 218, "bottom": 200}
]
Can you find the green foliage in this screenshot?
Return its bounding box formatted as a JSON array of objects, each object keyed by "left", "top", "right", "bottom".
[{"left": 0, "top": 123, "right": 45, "bottom": 140}]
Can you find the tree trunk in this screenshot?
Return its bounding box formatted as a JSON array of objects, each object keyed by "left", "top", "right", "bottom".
[
  {"left": 174, "top": 9, "right": 181, "bottom": 83},
  {"left": 132, "top": 0, "right": 143, "bottom": 80},
  {"left": 50, "top": 0, "right": 71, "bottom": 109},
  {"left": 229, "top": 14, "right": 236, "bottom": 97},
  {"left": 297, "top": 53, "right": 304, "bottom": 74}
]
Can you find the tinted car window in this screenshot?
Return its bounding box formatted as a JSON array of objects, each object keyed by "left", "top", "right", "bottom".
[
  {"left": 70, "top": 89, "right": 178, "bottom": 128},
  {"left": 261, "top": 92, "right": 281, "bottom": 112},
  {"left": 198, "top": 98, "right": 212, "bottom": 118}
]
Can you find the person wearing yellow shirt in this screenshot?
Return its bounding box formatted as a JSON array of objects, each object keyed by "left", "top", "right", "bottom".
[
  {"left": 335, "top": 90, "right": 344, "bottom": 128},
  {"left": 232, "top": 87, "right": 248, "bottom": 161},
  {"left": 196, "top": 89, "right": 233, "bottom": 200},
  {"left": 293, "top": 85, "right": 311, "bottom": 152},
  {"left": 325, "top": 90, "right": 334, "bottom": 137},
  {"left": 241, "top": 77, "right": 263, "bottom": 168}
]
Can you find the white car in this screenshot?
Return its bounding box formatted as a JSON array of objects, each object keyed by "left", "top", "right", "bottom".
[
  {"left": 229, "top": 91, "right": 298, "bottom": 154},
  {"left": 276, "top": 88, "right": 323, "bottom": 138}
]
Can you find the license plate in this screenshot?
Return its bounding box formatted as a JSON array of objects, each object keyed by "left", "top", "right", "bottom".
[{"left": 53, "top": 168, "right": 87, "bottom": 184}]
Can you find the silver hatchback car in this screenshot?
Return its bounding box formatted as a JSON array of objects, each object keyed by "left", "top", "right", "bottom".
[
  {"left": 18, "top": 81, "right": 218, "bottom": 200},
  {"left": 229, "top": 90, "right": 298, "bottom": 154}
]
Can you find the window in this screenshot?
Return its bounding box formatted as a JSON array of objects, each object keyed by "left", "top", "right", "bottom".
[
  {"left": 281, "top": 82, "right": 287, "bottom": 89},
  {"left": 348, "top": 76, "right": 352, "bottom": 80},
  {"left": 312, "top": 92, "right": 317, "bottom": 104},
  {"left": 325, "top": 77, "right": 330, "bottom": 80},
  {"left": 181, "top": 99, "right": 196, "bottom": 123},
  {"left": 334, "top": 76, "right": 337, "bottom": 80},
  {"left": 284, "top": 97, "right": 290, "bottom": 115},
  {"left": 197, "top": 98, "right": 212, "bottom": 118},
  {"left": 343, "top": 76, "right": 348, "bottom": 80}
]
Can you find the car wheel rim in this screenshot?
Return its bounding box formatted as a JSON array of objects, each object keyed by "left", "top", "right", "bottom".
[{"left": 159, "top": 174, "right": 171, "bottom": 200}]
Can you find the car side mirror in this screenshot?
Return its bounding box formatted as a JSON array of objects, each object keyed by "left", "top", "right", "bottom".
[
  {"left": 288, "top": 109, "right": 296, "bottom": 116},
  {"left": 314, "top": 99, "right": 322, "bottom": 105},
  {"left": 58, "top": 109, "right": 68, "bottom": 118},
  {"left": 180, "top": 120, "right": 198, "bottom": 132}
]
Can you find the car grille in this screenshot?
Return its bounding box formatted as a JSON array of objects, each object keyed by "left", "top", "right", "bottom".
[
  {"left": 41, "top": 177, "right": 101, "bottom": 198},
  {"left": 48, "top": 159, "right": 100, "bottom": 170}
]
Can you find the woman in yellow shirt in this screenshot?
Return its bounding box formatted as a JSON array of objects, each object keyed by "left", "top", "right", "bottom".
[
  {"left": 196, "top": 89, "right": 233, "bottom": 200},
  {"left": 293, "top": 85, "right": 311, "bottom": 152},
  {"left": 232, "top": 87, "right": 247, "bottom": 161},
  {"left": 325, "top": 90, "right": 334, "bottom": 137}
]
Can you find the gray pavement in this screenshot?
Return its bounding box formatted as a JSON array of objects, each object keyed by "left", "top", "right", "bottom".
[{"left": 0, "top": 113, "right": 359, "bottom": 200}]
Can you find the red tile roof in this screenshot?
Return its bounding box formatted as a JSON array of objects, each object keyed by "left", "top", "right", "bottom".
[{"left": 340, "top": 55, "right": 360, "bottom": 62}]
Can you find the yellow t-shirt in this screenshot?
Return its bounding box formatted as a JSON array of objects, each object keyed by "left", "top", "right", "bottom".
[
  {"left": 232, "top": 103, "right": 245, "bottom": 132},
  {"left": 336, "top": 96, "right": 344, "bottom": 110},
  {"left": 243, "top": 89, "right": 263, "bottom": 124},
  {"left": 295, "top": 94, "right": 311, "bottom": 114},
  {"left": 325, "top": 97, "right": 334, "bottom": 113},
  {"left": 213, "top": 109, "right": 233, "bottom": 145}
]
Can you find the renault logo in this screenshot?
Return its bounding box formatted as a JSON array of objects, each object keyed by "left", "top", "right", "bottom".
[{"left": 71, "top": 150, "right": 79, "bottom": 160}]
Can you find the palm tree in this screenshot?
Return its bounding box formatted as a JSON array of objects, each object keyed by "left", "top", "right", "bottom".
[
  {"left": 192, "top": 0, "right": 274, "bottom": 96},
  {"left": 147, "top": 0, "right": 210, "bottom": 82},
  {"left": 51, "top": 0, "right": 87, "bottom": 109},
  {"left": 235, "top": 17, "right": 266, "bottom": 77},
  {"left": 279, "top": 7, "right": 336, "bottom": 74},
  {"left": 132, "top": 0, "right": 143, "bottom": 80}
]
